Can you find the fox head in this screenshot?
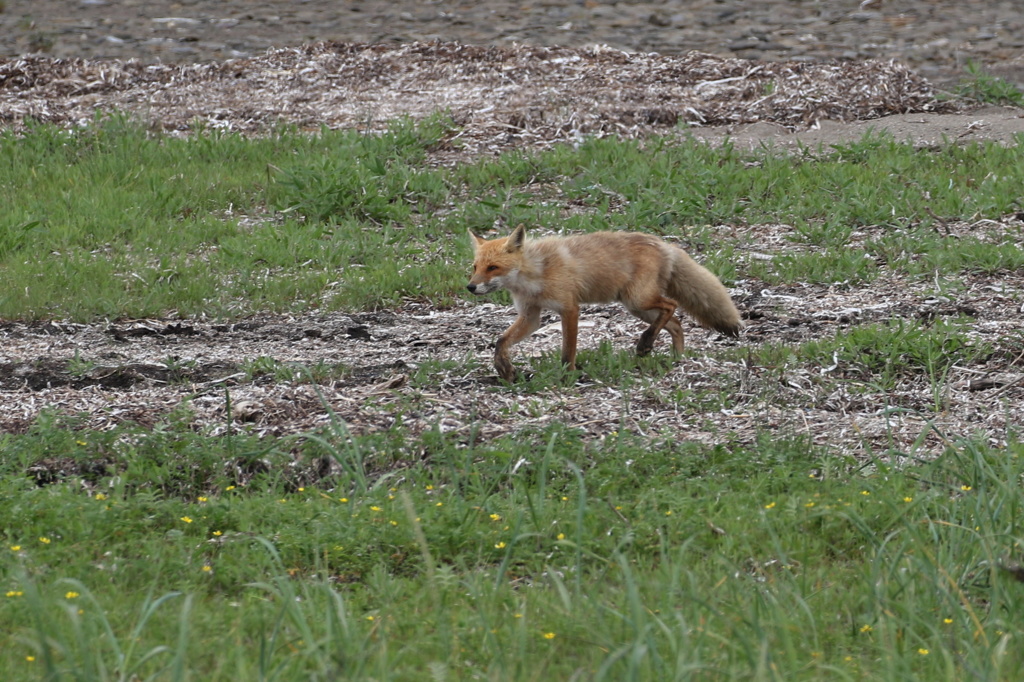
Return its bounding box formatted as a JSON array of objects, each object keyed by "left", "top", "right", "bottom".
[{"left": 466, "top": 224, "right": 526, "bottom": 295}]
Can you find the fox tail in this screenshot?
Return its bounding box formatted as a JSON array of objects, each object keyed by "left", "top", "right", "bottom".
[{"left": 665, "top": 246, "right": 742, "bottom": 337}]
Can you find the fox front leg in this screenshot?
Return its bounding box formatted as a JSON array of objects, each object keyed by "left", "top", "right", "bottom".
[
  {"left": 493, "top": 305, "right": 542, "bottom": 382},
  {"left": 560, "top": 304, "right": 580, "bottom": 371}
]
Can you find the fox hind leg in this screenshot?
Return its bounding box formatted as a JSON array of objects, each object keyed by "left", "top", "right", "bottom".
[
  {"left": 629, "top": 297, "right": 680, "bottom": 357},
  {"left": 663, "top": 316, "right": 685, "bottom": 354}
]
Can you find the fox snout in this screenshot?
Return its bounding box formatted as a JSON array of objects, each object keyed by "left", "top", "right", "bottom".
[{"left": 466, "top": 280, "right": 497, "bottom": 295}]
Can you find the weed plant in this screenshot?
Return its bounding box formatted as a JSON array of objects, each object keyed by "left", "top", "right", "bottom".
[{"left": 954, "top": 61, "right": 1024, "bottom": 107}]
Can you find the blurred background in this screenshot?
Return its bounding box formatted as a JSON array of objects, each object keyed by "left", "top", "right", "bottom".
[{"left": 2, "top": 0, "right": 1023, "bottom": 88}]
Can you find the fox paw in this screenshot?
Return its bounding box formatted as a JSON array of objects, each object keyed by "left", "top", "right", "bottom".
[
  {"left": 495, "top": 357, "right": 519, "bottom": 383},
  {"left": 635, "top": 341, "right": 654, "bottom": 357},
  {"left": 635, "top": 330, "right": 657, "bottom": 356}
]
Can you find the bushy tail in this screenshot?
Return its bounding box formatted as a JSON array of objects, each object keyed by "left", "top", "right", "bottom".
[{"left": 665, "top": 246, "right": 742, "bottom": 336}]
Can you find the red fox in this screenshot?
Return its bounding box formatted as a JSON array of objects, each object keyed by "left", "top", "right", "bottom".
[{"left": 467, "top": 224, "right": 741, "bottom": 381}]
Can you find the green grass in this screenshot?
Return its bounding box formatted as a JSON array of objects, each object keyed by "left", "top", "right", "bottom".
[
  {"left": 2, "top": 415, "right": 1023, "bottom": 679},
  {"left": 955, "top": 61, "right": 1024, "bottom": 107},
  {"left": 744, "top": 318, "right": 988, "bottom": 387},
  {"left": 3, "top": 115, "right": 1024, "bottom": 679},
  {"left": 240, "top": 356, "right": 350, "bottom": 384},
  {"left": 2, "top": 118, "right": 1024, "bottom": 319}
]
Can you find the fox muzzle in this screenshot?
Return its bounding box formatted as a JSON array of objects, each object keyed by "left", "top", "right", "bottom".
[{"left": 467, "top": 280, "right": 499, "bottom": 295}]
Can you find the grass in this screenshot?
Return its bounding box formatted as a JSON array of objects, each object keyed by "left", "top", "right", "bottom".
[
  {"left": 2, "top": 416, "right": 1023, "bottom": 679},
  {"left": 955, "top": 61, "right": 1024, "bottom": 107},
  {"left": 2, "top": 114, "right": 1024, "bottom": 679},
  {"left": 744, "top": 318, "right": 987, "bottom": 387},
  {"left": 2, "top": 118, "right": 1024, "bottom": 318},
  {"left": 240, "top": 356, "right": 349, "bottom": 384}
]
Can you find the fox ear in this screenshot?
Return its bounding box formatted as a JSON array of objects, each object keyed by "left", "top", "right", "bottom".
[
  {"left": 506, "top": 223, "right": 526, "bottom": 253},
  {"left": 467, "top": 229, "right": 485, "bottom": 251}
]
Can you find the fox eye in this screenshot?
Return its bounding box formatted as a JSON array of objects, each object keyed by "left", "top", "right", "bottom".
[{"left": 486, "top": 265, "right": 499, "bottom": 272}]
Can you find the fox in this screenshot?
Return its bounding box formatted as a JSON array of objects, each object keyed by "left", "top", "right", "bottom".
[{"left": 467, "top": 224, "right": 741, "bottom": 381}]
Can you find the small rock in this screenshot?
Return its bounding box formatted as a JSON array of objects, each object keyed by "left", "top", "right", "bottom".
[
  {"left": 728, "top": 39, "right": 763, "bottom": 51},
  {"left": 231, "top": 400, "right": 262, "bottom": 422},
  {"left": 648, "top": 13, "right": 672, "bottom": 28}
]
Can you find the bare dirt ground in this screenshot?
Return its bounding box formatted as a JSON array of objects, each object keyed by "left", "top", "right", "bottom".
[
  {"left": 1, "top": 1, "right": 1023, "bottom": 457},
  {"left": 4, "top": 0, "right": 1024, "bottom": 88}
]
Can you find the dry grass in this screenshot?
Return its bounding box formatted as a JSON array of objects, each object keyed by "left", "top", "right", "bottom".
[{"left": 1, "top": 41, "right": 951, "bottom": 154}]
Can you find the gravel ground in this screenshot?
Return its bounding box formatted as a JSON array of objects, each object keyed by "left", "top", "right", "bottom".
[{"left": 3, "top": 0, "right": 1024, "bottom": 88}]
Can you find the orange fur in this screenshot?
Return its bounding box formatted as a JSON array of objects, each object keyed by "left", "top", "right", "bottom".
[{"left": 467, "top": 224, "right": 741, "bottom": 381}]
